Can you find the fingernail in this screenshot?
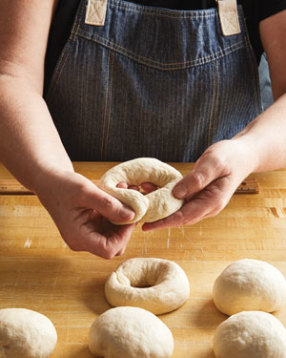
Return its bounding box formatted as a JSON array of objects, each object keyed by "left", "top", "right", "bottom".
[
  {"left": 173, "top": 184, "right": 187, "bottom": 199},
  {"left": 120, "top": 206, "right": 135, "bottom": 220}
]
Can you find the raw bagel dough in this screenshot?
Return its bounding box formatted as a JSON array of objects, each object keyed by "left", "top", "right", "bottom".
[
  {"left": 213, "top": 311, "right": 286, "bottom": 358},
  {"left": 105, "top": 257, "right": 190, "bottom": 314},
  {"left": 88, "top": 306, "right": 174, "bottom": 358},
  {"left": 0, "top": 308, "right": 57, "bottom": 358},
  {"left": 98, "top": 157, "right": 184, "bottom": 224},
  {"left": 213, "top": 259, "right": 286, "bottom": 315}
]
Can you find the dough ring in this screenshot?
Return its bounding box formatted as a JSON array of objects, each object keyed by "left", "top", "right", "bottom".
[
  {"left": 105, "top": 258, "right": 190, "bottom": 314},
  {"left": 98, "top": 157, "right": 184, "bottom": 224}
]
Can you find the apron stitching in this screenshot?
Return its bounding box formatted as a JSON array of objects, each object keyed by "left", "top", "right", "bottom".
[
  {"left": 71, "top": 9, "right": 83, "bottom": 40},
  {"left": 121, "top": 93, "right": 126, "bottom": 158},
  {"left": 237, "top": 6, "right": 261, "bottom": 113},
  {"left": 141, "top": 65, "right": 146, "bottom": 156},
  {"left": 210, "top": 61, "right": 221, "bottom": 144},
  {"left": 46, "top": 0, "right": 261, "bottom": 162},
  {"left": 103, "top": 52, "right": 115, "bottom": 158},
  {"left": 109, "top": 5, "right": 217, "bottom": 18},
  {"left": 207, "top": 61, "right": 217, "bottom": 146},
  {"left": 100, "top": 51, "right": 114, "bottom": 159},
  {"left": 80, "top": 51, "right": 88, "bottom": 156},
  {"left": 244, "top": 38, "right": 262, "bottom": 114},
  {"left": 45, "top": 8, "right": 82, "bottom": 100},
  {"left": 77, "top": 32, "right": 245, "bottom": 69},
  {"left": 45, "top": 42, "right": 73, "bottom": 101},
  {"left": 100, "top": 50, "right": 112, "bottom": 159},
  {"left": 108, "top": 0, "right": 217, "bottom": 18}
]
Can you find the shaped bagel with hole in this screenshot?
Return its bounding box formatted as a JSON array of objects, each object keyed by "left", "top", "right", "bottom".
[
  {"left": 98, "top": 157, "right": 184, "bottom": 224},
  {"left": 105, "top": 258, "right": 190, "bottom": 315}
]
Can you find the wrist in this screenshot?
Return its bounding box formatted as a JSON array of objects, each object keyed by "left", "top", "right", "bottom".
[
  {"left": 31, "top": 164, "right": 75, "bottom": 198},
  {"left": 229, "top": 135, "right": 260, "bottom": 177}
]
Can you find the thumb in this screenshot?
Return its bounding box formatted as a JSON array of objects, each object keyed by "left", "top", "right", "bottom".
[{"left": 80, "top": 183, "right": 135, "bottom": 223}]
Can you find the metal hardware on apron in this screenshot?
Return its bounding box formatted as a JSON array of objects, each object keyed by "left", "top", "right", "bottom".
[{"left": 45, "top": 0, "right": 262, "bottom": 161}]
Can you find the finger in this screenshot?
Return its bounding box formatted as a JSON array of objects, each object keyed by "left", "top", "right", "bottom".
[
  {"left": 128, "top": 185, "right": 140, "bottom": 191},
  {"left": 140, "top": 182, "right": 158, "bottom": 193},
  {"left": 108, "top": 223, "right": 136, "bottom": 258},
  {"left": 81, "top": 184, "right": 135, "bottom": 223},
  {"left": 71, "top": 223, "right": 136, "bottom": 259},
  {"left": 144, "top": 176, "right": 235, "bottom": 231},
  {"left": 116, "top": 182, "right": 140, "bottom": 192},
  {"left": 115, "top": 244, "right": 127, "bottom": 256},
  {"left": 89, "top": 223, "right": 136, "bottom": 259},
  {"left": 117, "top": 182, "right": 128, "bottom": 189},
  {"left": 173, "top": 153, "right": 230, "bottom": 200},
  {"left": 115, "top": 249, "right": 124, "bottom": 256},
  {"left": 142, "top": 199, "right": 209, "bottom": 231}
]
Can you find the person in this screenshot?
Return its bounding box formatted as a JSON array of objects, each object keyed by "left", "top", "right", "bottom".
[{"left": 0, "top": 0, "right": 286, "bottom": 259}]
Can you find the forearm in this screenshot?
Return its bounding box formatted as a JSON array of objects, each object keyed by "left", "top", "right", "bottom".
[
  {"left": 0, "top": 75, "right": 73, "bottom": 192},
  {"left": 234, "top": 93, "right": 286, "bottom": 173}
]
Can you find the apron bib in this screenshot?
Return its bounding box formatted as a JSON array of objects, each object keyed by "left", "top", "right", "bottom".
[{"left": 45, "top": 0, "right": 262, "bottom": 161}]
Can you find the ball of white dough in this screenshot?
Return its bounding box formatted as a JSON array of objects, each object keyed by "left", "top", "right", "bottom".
[
  {"left": 213, "top": 259, "right": 286, "bottom": 315},
  {"left": 98, "top": 157, "right": 183, "bottom": 224},
  {"left": 105, "top": 258, "right": 190, "bottom": 314},
  {"left": 0, "top": 308, "right": 57, "bottom": 358},
  {"left": 88, "top": 306, "right": 174, "bottom": 358},
  {"left": 213, "top": 311, "right": 286, "bottom": 358}
]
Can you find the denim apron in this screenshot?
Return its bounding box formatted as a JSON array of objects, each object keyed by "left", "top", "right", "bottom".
[{"left": 44, "top": 0, "right": 262, "bottom": 161}]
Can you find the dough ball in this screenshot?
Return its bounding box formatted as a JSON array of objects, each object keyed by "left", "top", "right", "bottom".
[
  {"left": 213, "top": 259, "right": 286, "bottom": 315},
  {"left": 213, "top": 311, "right": 286, "bottom": 358},
  {"left": 0, "top": 308, "right": 57, "bottom": 358},
  {"left": 98, "top": 157, "right": 183, "bottom": 224},
  {"left": 105, "top": 258, "right": 190, "bottom": 314},
  {"left": 88, "top": 306, "right": 174, "bottom": 358}
]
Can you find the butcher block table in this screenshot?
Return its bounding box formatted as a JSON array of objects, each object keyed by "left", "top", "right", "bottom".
[{"left": 1, "top": 162, "right": 286, "bottom": 358}]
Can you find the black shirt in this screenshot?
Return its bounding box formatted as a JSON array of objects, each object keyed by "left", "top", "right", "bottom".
[{"left": 45, "top": 0, "right": 286, "bottom": 91}]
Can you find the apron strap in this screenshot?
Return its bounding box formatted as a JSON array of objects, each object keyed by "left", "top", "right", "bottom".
[
  {"left": 85, "top": 0, "right": 107, "bottom": 26},
  {"left": 216, "top": 0, "right": 241, "bottom": 36},
  {"left": 85, "top": 0, "right": 241, "bottom": 34}
]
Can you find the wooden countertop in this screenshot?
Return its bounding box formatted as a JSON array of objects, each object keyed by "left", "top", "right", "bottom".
[{"left": 1, "top": 162, "right": 286, "bottom": 358}]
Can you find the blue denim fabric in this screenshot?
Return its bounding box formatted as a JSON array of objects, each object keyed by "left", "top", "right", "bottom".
[
  {"left": 259, "top": 53, "right": 273, "bottom": 111},
  {"left": 45, "top": 0, "right": 262, "bottom": 161}
]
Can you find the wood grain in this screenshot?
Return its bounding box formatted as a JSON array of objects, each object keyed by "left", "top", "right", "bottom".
[
  {"left": 0, "top": 163, "right": 286, "bottom": 357},
  {"left": 0, "top": 163, "right": 259, "bottom": 194}
]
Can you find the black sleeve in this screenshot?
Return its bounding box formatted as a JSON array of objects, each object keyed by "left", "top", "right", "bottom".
[
  {"left": 258, "top": 0, "right": 286, "bottom": 21},
  {"left": 240, "top": 0, "right": 286, "bottom": 63},
  {"left": 44, "top": 0, "right": 80, "bottom": 94}
]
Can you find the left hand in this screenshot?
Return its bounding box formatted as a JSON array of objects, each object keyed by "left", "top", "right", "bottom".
[
  {"left": 36, "top": 170, "right": 136, "bottom": 259},
  {"left": 142, "top": 138, "right": 257, "bottom": 230}
]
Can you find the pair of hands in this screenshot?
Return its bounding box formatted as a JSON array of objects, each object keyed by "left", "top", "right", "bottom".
[{"left": 37, "top": 139, "right": 256, "bottom": 259}]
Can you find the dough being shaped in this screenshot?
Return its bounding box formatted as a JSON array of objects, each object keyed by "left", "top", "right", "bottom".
[
  {"left": 213, "top": 259, "right": 286, "bottom": 315},
  {"left": 88, "top": 306, "right": 174, "bottom": 358},
  {"left": 0, "top": 308, "right": 57, "bottom": 358},
  {"left": 213, "top": 311, "right": 286, "bottom": 358},
  {"left": 105, "top": 257, "right": 190, "bottom": 314},
  {"left": 98, "top": 157, "right": 183, "bottom": 224}
]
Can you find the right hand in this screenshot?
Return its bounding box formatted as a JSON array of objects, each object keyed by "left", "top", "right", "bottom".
[{"left": 35, "top": 170, "right": 136, "bottom": 259}]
